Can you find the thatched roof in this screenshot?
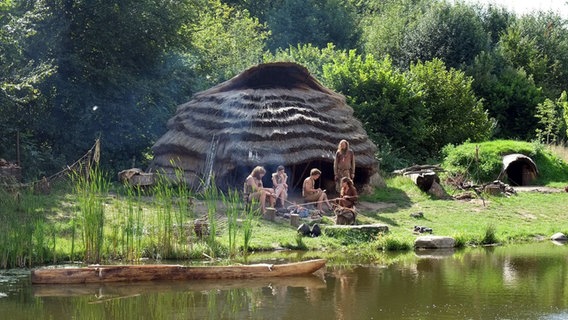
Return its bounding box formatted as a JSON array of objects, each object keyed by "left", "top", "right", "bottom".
[{"left": 150, "top": 62, "right": 380, "bottom": 191}]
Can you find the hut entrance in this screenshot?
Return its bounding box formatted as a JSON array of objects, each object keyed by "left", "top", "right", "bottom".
[
  {"left": 224, "top": 160, "right": 374, "bottom": 198},
  {"left": 501, "top": 154, "right": 538, "bottom": 186}
]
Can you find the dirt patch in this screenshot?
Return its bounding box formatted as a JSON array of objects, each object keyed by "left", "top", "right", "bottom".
[
  {"left": 512, "top": 186, "right": 564, "bottom": 193},
  {"left": 356, "top": 201, "right": 397, "bottom": 213}
]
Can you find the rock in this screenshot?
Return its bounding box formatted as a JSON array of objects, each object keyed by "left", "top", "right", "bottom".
[
  {"left": 551, "top": 232, "right": 568, "bottom": 241},
  {"left": 410, "top": 212, "right": 424, "bottom": 218},
  {"left": 414, "top": 235, "right": 455, "bottom": 249}
]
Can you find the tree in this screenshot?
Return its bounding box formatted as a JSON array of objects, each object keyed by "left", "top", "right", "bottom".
[
  {"left": 189, "top": 0, "right": 269, "bottom": 91},
  {"left": 467, "top": 51, "right": 544, "bottom": 139},
  {"left": 0, "top": 1, "right": 58, "bottom": 175},
  {"left": 266, "top": 0, "right": 361, "bottom": 51},
  {"left": 322, "top": 51, "right": 429, "bottom": 165},
  {"left": 1, "top": 0, "right": 199, "bottom": 177},
  {"left": 406, "top": 59, "right": 494, "bottom": 153},
  {"left": 400, "top": 1, "right": 489, "bottom": 69},
  {"left": 499, "top": 12, "right": 568, "bottom": 98},
  {"left": 360, "top": 0, "right": 428, "bottom": 67},
  {"left": 263, "top": 43, "right": 342, "bottom": 81},
  {"left": 535, "top": 92, "right": 567, "bottom": 144}
]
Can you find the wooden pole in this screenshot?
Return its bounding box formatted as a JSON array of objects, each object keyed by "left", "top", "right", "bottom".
[{"left": 16, "top": 131, "right": 21, "bottom": 167}]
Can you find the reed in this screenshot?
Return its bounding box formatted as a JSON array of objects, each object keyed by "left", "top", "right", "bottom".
[
  {"left": 242, "top": 197, "right": 259, "bottom": 254},
  {"left": 172, "top": 167, "right": 193, "bottom": 254},
  {"left": 151, "top": 173, "right": 175, "bottom": 259},
  {"left": 222, "top": 188, "right": 240, "bottom": 256},
  {"left": 481, "top": 224, "right": 498, "bottom": 245},
  {"left": 72, "top": 165, "right": 110, "bottom": 263},
  {"left": 202, "top": 177, "right": 220, "bottom": 257}
]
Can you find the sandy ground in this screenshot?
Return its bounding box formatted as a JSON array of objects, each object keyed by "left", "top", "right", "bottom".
[{"left": 512, "top": 186, "right": 565, "bottom": 193}]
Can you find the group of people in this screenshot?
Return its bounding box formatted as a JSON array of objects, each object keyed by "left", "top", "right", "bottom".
[{"left": 244, "top": 140, "right": 358, "bottom": 221}]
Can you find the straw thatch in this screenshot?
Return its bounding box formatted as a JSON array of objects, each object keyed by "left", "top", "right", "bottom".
[{"left": 150, "top": 62, "right": 382, "bottom": 192}]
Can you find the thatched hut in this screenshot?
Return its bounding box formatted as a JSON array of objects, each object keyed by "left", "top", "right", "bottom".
[{"left": 150, "top": 62, "right": 382, "bottom": 193}]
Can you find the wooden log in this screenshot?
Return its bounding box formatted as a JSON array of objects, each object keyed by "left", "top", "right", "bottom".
[
  {"left": 264, "top": 207, "right": 276, "bottom": 221},
  {"left": 290, "top": 213, "right": 300, "bottom": 227},
  {"left": 408, "top": 171, "right": 439, "bottom": 191}
]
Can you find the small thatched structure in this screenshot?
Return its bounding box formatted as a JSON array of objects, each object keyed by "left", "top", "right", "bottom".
[
  {"left": 150, "top": 62, "right": 382, "bottom": 193},
  {"left": 500, "top": 154, "right": 538, "bottom": 186}
]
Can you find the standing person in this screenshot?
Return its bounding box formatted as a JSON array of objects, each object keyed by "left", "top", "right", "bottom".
[
  {"left": 272, "top": 165, "right": 288, "bottom": 208},
  {"left": 244, "top": 166, "right": 275, "bottom": 215},
  {"left": 334, "top": 139, "right": 355, "bottom": 193},
  {"left": 302, "top": 168, "right": 332, "bottom": 212}
]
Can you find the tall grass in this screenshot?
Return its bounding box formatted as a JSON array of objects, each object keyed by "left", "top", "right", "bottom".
[
  {"left": 72, "top": 165, "right": 109, "bottom": 263},
  {"left": 118, "top": 184, "right": 144, "bottom": 261},
  {"left": 151, "top": 174, "right": 176, "bottom": 259},
  {"left": 173, "top": 167, "right": 194, "bottom": 255},
  {"left": 222, "top": 189, "right": 240, "bottom": 257},
  {"left": 242, "top": 197, "right": 259, "bottom": 254},
  {"left": 0, "top": 187, "right": 49, "bottom": 268},
  {"left": 202, "top": 177, "right": 220, "bottom": 257}
]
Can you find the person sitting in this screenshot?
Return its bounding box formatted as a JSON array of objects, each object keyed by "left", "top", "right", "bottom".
[
  {"left": 244, "top": 166, "right": 275, "bottom": 215},
  {"left": 337, "top": 177, "right": 358, "bottom": 208},
  {"left": 271, "top": 165, "right": 288, "bottom": 208},
  {"left": 302, "top": 168, "right": 332, "bottom": 213},
  {"left": 335, "top": 177, "right": 358, "bottom": 225}
]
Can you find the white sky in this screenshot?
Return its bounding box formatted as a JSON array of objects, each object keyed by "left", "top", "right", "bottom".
[{"left": 462, "top": 0, "right": 568, "bottom": 18}]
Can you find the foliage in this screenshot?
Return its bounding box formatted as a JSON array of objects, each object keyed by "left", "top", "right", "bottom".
[
  {"left": 406, "top": 59, "right": 494, "bottom": 154},
  {"left": 264, "top": 43, "right": 342, "bottom": 81},
  {"left": 499, "top": 12, "right": 568, "bottom": 98},
  {"left": 400, "top": 1, "right": 489, "bottom": 69},
  {"left": 3, "top": 0, "right": 568, "bottom": 185},
  {"left": 265, "top": 0, "right": 361, "bottom": 52},
  {"left": 360, "top": 0, "right": 428, "bottom": 65},
  {"left": 466, "top": 51, "right": 544, "bottom": 139},
  {"left": 189, "top": 0, "right": 269, "bottom": 91},
  {"left": 322, "top": 51, "right": 428, "bottom": 168},
  {"left": 534, "top": 91, "right": 568, "bottom": 144}
]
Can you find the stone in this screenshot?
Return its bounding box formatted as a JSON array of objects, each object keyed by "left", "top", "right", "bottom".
[{"left": 414, "top": 235, "right": 456, "bottom": 249}]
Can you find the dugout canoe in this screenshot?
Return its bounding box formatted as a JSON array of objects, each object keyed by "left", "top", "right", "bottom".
[{"left": 31, "top": 259, "right": 326, "bottom": 284}]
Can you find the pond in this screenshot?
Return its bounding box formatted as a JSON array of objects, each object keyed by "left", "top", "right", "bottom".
[{"left": 1, "top": 242, "right": 568, "bottom": 320}]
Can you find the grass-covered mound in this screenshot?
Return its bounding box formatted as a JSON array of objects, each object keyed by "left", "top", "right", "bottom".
[{"left": 441, "top": 140, "right": 568, "bottom": 187}]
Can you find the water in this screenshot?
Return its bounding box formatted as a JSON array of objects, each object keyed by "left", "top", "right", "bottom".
[{"left": 1, "top": 242, "right": 568, "bottom": 319}]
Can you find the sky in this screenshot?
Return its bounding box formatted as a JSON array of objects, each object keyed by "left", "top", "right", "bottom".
[{"left": 462, "top": 0, "right": 568, "bottom": 18}]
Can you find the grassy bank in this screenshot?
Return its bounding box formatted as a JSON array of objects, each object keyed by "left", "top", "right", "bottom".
[{"left": 2, "top": 170, "right": 567, "bottom": 268}]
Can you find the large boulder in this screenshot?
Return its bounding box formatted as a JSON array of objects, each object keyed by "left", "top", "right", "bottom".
[{"left": 415, "top": 235, "right": 456, "bottom": 249}]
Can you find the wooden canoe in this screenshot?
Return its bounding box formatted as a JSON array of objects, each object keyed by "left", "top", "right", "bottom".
[{"left": 31, "top": 259, "right": 326, "bottom": 284}]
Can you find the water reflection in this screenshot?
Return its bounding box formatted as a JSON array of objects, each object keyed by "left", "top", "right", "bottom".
[{"left": 1, "top": 242, "right": 568, "bottom": 319}]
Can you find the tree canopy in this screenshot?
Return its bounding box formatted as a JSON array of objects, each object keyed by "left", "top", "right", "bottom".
[{"left": 2, "top": 0, "right": 568, "bottom": 177}]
